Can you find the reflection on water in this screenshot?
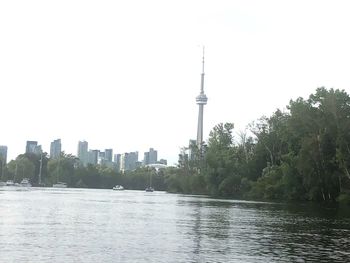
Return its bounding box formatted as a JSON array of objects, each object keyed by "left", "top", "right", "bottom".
[{"left": 0, "top": 188, "right": 349, "bottom": 262}]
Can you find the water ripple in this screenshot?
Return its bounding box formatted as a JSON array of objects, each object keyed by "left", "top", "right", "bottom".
[{"left": 0, "top": 188, "right": 349, "bottom": 262}]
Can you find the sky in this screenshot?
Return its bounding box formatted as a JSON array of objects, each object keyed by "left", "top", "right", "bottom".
[{"left": 1, "top": 0, "right": 350, "bottom": 165}]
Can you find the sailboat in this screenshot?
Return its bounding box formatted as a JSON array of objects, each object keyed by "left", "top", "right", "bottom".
[
  {"left": 145, "top": 172, "right": 154, "bottom": 192},
  {"left": 37, "top": 153, "right": 45, "bottom": 187},
  {"left": 52, "top": 157, "right": 67, "bottom": 188}
]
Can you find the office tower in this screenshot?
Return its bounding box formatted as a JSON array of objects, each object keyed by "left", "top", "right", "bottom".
[
  {"left": 50, "top": 139, "right": 61, "bottom": 159},
  {"left": 143, "top": 148, "right": 158, "bottom": 165},
  {"left": 120, "top": 151, "right": 138, "bottom": 172},
  {"left": 0, "top": 146, "right": 8, "bottom": 164},
  {"left": 105, "top": 149, "right": 113, "bottom": 162},
  {"left": 114, "top": 154, "right": 121, "bottom": 171},
  {"left": 26, "top": 141, "right": 38, "bottom": 154},
  {"left": 34, "top": 145, "right": 42, "bottom": 155},
  {"left": 98, "top": 151, "right": 107, "bottom": 165},
  {"left": 88, "top": 150, "right": 99, "bottom": 165},
  {"left": 77, "top": 141, "right": 89, "bottom": 166}
]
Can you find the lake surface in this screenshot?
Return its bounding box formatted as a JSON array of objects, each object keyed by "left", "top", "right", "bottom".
[{"left": 0, "top": 187, "right": 350, "bottom": 263}]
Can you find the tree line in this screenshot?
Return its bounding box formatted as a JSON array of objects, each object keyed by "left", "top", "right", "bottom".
[
  {"left": 167, "top": 87, "right": 350, "bottom": 204},
  {"left": 1, "top": 88, "right": 349, "bottom": 203},
  {"left": 0, "top": 152, "right": 166, "bottom": 191}
]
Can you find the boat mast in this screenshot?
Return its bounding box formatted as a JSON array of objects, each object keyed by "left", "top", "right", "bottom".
[
  {"left": 38, "top": 153, "right": 43, "bottom": 185},
  {"left": 57, "top": 157, "right": 60, "bottom": 183},
  {"left": 15, "top": 163, "right": 18, "bottom": 182}
]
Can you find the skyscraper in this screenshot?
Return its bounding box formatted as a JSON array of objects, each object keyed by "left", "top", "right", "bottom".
[
  {"left": 77, "top": 141, "right": 89, "bottom": 166},
  {"left": 120, "top": 152, "right": 138, "bottom": 172},
  {"left": 26, "top": 141, "right": 38, "bottom": 154},
  {"left": 50, "top": 139, "right": 61, "bottom": 159},
  {"left": 105, "top": 149, "right": 113, "bottom": 162},
  {"left": 196, "top": 48, "right": 208, "bottom": 150},
  {"left": 114, "top": 154, "right": 121, "bottom": 171},
  {"left": 143, "top": 148, "right": 158, "bottom": 165},
  {"left": 0, "top": 146, "right": 8, "bottom": 164},
  {"left": 88, "top": 150, "right": 99, "bottom": 165}
]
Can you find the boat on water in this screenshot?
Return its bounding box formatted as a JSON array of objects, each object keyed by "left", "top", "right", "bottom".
[
  {"left": 0, "top": 181, "right": 6, "bottom": 187},
  {"left": 113, "top": 185, "right": 124, "bottom": 191},
  {"left": 145, "top": 187, "right": 154, "bottom": 192},
  {"left": 19, "top": 178, "right": 32, "bottom": 187},
  {"left": 52, "top": 159, "right": 67, "bottom": 188},
  {"left": 145, "top": 172, "right": 154, "bottom": 192},
  {"left": 6, "top": 180, "right": 15, "bottom": 186},
  {"left": 52, "top": 182, "right": 67, "bottom": 188}
]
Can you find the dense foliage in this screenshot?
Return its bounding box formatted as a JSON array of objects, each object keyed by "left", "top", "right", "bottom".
[
  {"left": 1, "top": 153, "right": 166, "bottom": 191},
  {"left": 167, "top": 88, "right": 350, "bottom": 203},
  {"left": 1, "top": 88, "right": 349, "bottom": 203}
]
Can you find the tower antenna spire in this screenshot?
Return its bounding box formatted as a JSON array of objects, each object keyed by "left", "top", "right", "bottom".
[
  {"left": 201, "top": 46, "right": 205, "bottom": 94},
  {"left": 202, "top": 46, "right": 205, "bottom": 74}
]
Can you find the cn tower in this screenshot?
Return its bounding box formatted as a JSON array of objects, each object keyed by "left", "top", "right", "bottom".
[{"left": 196, "top": 48, "right": 208, "bottom": 149}]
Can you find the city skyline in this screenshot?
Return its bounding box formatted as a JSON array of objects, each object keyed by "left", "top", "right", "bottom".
[
  {"left": 1, "top": 1, "right": 350, "bottom": 167},
  {"left": 0, "top": 139, "right": 166, "bottom": 168}
]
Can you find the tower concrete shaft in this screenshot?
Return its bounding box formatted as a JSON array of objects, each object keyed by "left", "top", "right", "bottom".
[{"left": 196, "top": 48, "right": 208, "bottom": 148}]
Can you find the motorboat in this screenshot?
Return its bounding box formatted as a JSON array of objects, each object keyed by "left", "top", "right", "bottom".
[
  {"left": 52, "top": 182, "right": 67, "bottom": 188},
  {"left": 6, "top": 180, "right": 15, "bottom": 186},
  {"left": 145, "top": 187, "right": 154, "bottom": 192},
  {"left": 19, "top": 178, "right": 32, "bottom": 187},
  {"left": 113, "top": 185, "right": 124, "bottom": 191}
]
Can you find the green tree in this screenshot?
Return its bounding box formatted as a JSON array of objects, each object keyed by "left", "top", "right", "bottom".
[{"left": 7, "top": 156, "right": 35, "bottom": 183}]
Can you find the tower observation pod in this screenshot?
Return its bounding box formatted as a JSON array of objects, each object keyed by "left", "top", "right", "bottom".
[{"left": 196, "top": 47, "right": 208, "bottom": 149}]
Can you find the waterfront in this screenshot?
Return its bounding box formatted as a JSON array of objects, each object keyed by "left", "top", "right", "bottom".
[{"left": 0, "top": 188, "right": 350, "bottom": 262}]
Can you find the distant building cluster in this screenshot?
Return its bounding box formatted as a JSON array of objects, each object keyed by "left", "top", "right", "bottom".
[
  {"left": 77, "top": 141, "right": 167, "bottom": 172},
  {"left": 0, "top": 140, "right": 168, "bottom": 173},
  {"left": 77, "top": 141, "right": 115, "bottom": 169}
]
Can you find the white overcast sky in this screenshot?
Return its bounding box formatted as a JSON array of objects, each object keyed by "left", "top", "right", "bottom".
[{"left": 1, "top": 0, "right": 350, "bottom": 165}]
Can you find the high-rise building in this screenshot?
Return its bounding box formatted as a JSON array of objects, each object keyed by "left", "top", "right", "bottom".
[
  {"left": 143, "top": 152, "right": 149, "bottom": 166},
  {"left": 105, "top": 149, "right": 113, "bottom": 162},
  {"left": 120, "top": 151, "right": 138, "bottom": 172},
  {"left": 26, "top": 141, "right": 38, "bottom": 154},
  {"left": 195, "top": 48, "right": 208, "bottom": 151},
  {"left": 50, "top": 139, "right": 61, "bottom": 159},
  {"left": 77, "top": 141, "right": 89, "bottom": 166},
  {"left": 25, "top": 141, "right": 42, "bottom": 155},
  {"left": 34, "top": 145, "right": 42, "bottom": 155},
  {"left": 143, "top": 148, "right": 157, "bottom": 165},
  {"left": 114, "top": 154, "right": 121, "bottom": 171},
  {"left": 88, "top": 150, "right": 99, "bottom": 165},
  {"left": 0, "top": 146, "right": 8, "bottom": 164},
  {"left": 98, "top": 151, "right": 105, "bottom": 165}
]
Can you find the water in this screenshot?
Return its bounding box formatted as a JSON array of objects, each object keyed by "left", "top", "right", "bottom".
[{"left": 1, "top": 188, "right": 350, "bottom": 263}]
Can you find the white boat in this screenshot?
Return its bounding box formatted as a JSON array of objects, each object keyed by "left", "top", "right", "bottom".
[
  {"left": 145, "top": 187, "right": 154, "bottom": 192},
  {"left": 19, "top": 178, "right": 32, "bottom": 187},
  {"left": 0, "top": 181, "right": 6, "bottom": 187},
  {"left": 145, "top": 173, "right": 154, "bottom": 192},
  {"left": 113, "top": 185, "right": 124, "bottom": 190},
  {"left": 6, "top": 180, "right": 15, "bottom": 186},
  {"left": 52, "top": 182, "right": 67, "bottom": 188}
]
